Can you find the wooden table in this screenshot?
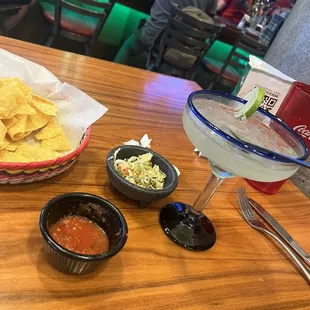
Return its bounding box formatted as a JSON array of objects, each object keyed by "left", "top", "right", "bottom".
[
  {"left": 214, "top": 16, "right": 262, "bottom": 46},
  {"left": 214, "top": 16, "right": 242, "bottom": 46},
  {"left": 0, "top": 36, "right": 309, "bottom": 310}
]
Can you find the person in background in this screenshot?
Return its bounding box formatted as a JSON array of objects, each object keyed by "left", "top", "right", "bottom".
[
  {"left": 2, "top": 0, "right": 37, "bottom": 35},
  {"left": 268, "top": 0, "right": 293, "bottom": 15},
  {"left": 217, "top": 0, "right": 252, "bottom": 24},
  {"left": 114, "top": 0, "right": 218, "bottom": 67}
]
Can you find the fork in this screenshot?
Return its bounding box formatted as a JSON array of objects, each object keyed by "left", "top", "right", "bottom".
[{"left": 237, "top": 186, "right": 310, "bottom": 284}]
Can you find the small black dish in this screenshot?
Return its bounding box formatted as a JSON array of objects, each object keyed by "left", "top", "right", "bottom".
[
  {"left": 106, "top": 145, "right": 179, "bottom": 208},
  {"left": 39, "top": 192, "right": 128, "bottom": 275}
]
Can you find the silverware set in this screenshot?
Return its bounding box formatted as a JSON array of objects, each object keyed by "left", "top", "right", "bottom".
[{"left": 236, "top": 186, "right": 310, "bottom": 284}]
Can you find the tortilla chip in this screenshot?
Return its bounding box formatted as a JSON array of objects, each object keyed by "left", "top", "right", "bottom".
[
  {"left": 41, "top": 130, "right": 71, "bottom": 152},
  {"left": 0, "top": 150, "right": 28, "bottom": 163},
  {"left": 1, "top": 77, "right": 30, "bottom": 90},
  {"left": 0, "top": 78, "right": 68, "bottom": 159},
  {"left": 26, "top": 110, "right": 51, "bottom": 132},
  {"left": 35, "top": 118, "right": 62, "bottom": 140},
  {"left": 4, "top": 140, "right": 24, "bottom": 152},
  {"left": 0, "top": 78, "right": 14, "bottom": 86},
  {"left": 2, "top": 117, "right": 17, "bottom": 129},
  {"left": 7, "top": 82, "right": 27, "bottom": 106},
  {"left": 11, "top": 78, "right": 32, "bottom": 104},
  {"left": 1, "top": 78, "right": 15, "bottom": 85},
  {"left": 0, "top": 85, "right": 17, "bottom": 118},
  {"left": 7, "top": 114, "right": 27, "bottom": 141},
  {"left": 13, "top": 78, "right": 31, "bottom": 93},
  {"left": 4, "top": 81, "right": 35, "bottom": 116},
  {"left": 0, "top": 120, "right": 7, "bottom": 145},
  {"left": 15, "top": 102, "right": 36, "bottom": 115},
  {"left": 30, "top": 93, "right": 58, "bottom": 116},
  {"left": 16, "top": 144, "right": 59, "bottom": 161},
  {"left": 0, "top": 108, "right": 16, "bottom": 119},
  {"left": 0, "top": 138, "right": 9, "bottom": 151}
]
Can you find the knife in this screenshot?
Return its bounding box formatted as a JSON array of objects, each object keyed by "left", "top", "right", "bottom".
[{"left": 249, "top": 198, "right": 310, "bottom": 266}]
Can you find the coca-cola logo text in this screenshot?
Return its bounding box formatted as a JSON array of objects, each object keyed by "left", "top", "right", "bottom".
[{"left": 294, "top": 125, "right": 310, "bottom": 141}]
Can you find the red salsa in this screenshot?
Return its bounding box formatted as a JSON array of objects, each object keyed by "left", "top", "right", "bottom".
[{"left": 49, "top": 215, "right": 109, "bottom": 255}]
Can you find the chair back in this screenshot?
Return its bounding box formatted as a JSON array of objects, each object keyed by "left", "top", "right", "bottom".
[
  {"left": 233, "top": 34, "right": 268, "bottom": 69},
  {"left": 214, "top": 32, "right": 268, "bottom": 86},
  {"left": 150, "top": 3, "right": 224, "bottom": 75},
  {"left": 53, "top": 0, "right": 115, "bottom": 42}
]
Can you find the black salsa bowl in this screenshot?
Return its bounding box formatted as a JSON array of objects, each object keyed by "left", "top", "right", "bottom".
[{"left": 39, "top": 192, "right": 128, "bottom": 275}]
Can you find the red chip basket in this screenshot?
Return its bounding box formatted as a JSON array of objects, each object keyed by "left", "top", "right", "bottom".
[{"left": 0, "top": 127, "right": 91, "bottom": 184}]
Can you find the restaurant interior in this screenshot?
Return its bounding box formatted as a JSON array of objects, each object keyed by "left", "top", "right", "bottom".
[
  {"left": 2, "top": 0, "right": 295, "bottom": 93},
  {"left": 0, "top": 0, "right": 310, "bottom": 309}
]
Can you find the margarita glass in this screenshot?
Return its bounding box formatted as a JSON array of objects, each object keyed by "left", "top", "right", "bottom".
[{"left": 160, "top": 90, "right": 308, "bottom": 251}]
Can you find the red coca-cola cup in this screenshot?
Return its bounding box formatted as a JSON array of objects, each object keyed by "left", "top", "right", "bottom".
[{"left": 247, "top": 82, "right": 310, "bottom": 194}]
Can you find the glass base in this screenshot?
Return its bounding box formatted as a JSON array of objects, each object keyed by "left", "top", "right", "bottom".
[{"left": 160, "top": 202, "right": 216, "bottom": 251}]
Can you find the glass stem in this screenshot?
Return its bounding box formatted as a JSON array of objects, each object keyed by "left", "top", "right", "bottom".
[{"left": 192, "top": 172, "right": 224, "bottom": 214}]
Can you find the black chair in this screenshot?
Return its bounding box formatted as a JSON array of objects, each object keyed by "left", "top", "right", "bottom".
[
  {"left": 41, "top": 0, "right": 115, "bottom": 55},
  {"left": 201, "top": 32, "right": 268, "bottom": 91},
  {"left": 147, "top": 4, "right": 224, "bottom": 79}
]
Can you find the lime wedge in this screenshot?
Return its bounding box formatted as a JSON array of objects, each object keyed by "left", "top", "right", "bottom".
[{"left": 235, "top": 87, "right": 265, "bottom": 120}]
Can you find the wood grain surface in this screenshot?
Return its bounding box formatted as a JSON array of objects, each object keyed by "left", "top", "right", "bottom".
[{"left": 0, "top": 37, "right": 309, "bottom": 310}]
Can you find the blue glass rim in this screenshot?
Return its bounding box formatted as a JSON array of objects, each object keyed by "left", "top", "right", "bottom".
[{"left": 187, "top": 90, "right": 309, "bottom": 164}]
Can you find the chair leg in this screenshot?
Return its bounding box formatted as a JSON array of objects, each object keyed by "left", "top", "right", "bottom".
[
  {"left": 40, "top": 26, "right": 51, "bottom": 45},
  {"left": 45, "top": 33, "right": 56, "bottom": 47},
  {"left": 188, "top": 63, "right": 199, "bottom": 80},
  {"left": 147, "top": 63, "right": 154, "bottom": 71},
  {"left": 207, "top": 80, "right": 215, "bottom": 90},
  {"left": 84, "top": 43, "right": 90, "bottom": 56},
  {"left": 0, "top": 14, "right": 8, "bottom": 37},
  {"left": 188, "top": 69, "right": 196, "bottom": 80},
  {"left": 208, "top": 72, "right": 224, "bottom": 90}
]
